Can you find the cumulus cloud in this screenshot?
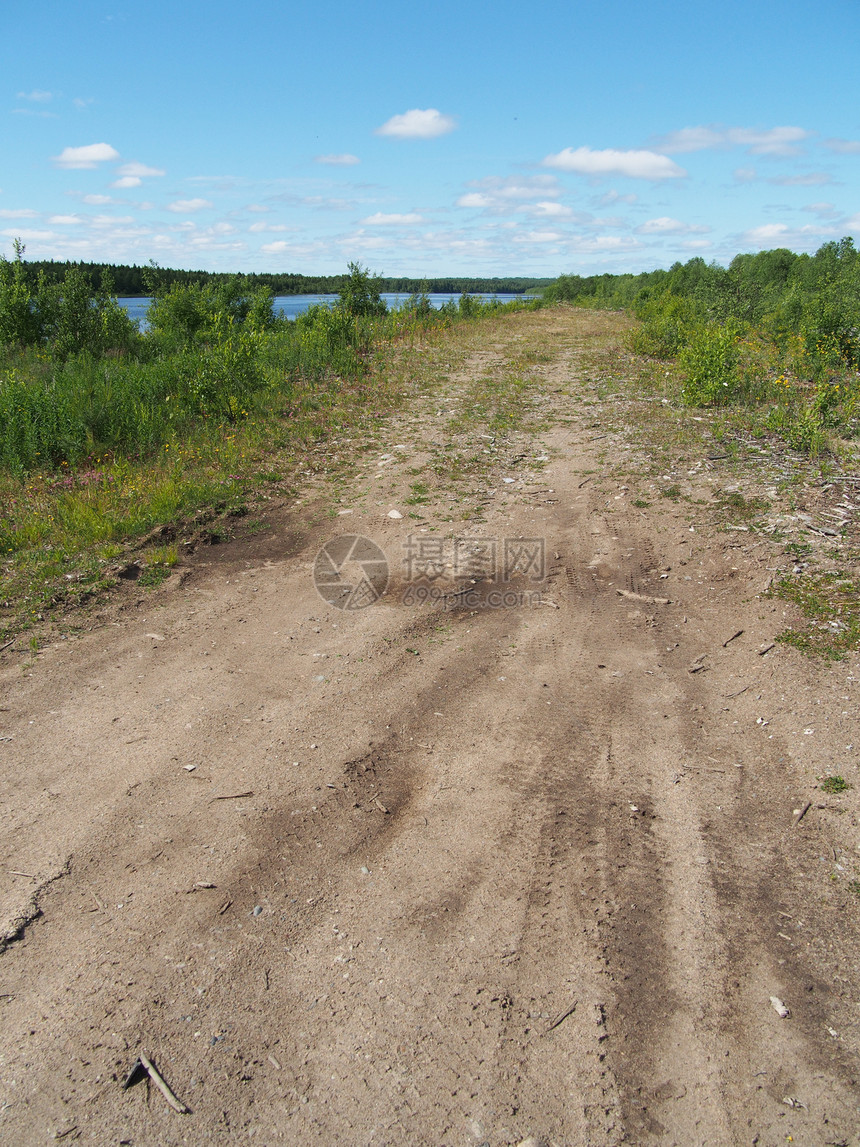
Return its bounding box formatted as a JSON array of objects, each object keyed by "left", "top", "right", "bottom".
[
  {"left": 768, "top": 172, "right": 833, "bottom": 186},
  {"left": 636, "top": 216, "right": 710, "bottom": 235},
  {"left": 802, "top": 202, "right": 838, "bottom": 218},
  {"left": 110, "top": 161, "right": 165, "bottom": 190},
  {"left": 49, "top": 214, "right": 83, "bottom": 225},
  {"left": 542, "top": 147, "right": 685, "bottom": 180},
  {"left": 17, "top": 89, "right": 52, "bottom": 103},
  {"left": 599, "top": 190, "right": 637, "bottom": 205},
  {"left": 513, "top": 230, "right": 565, "bottom": 244},
  {"left": 315, "top": 153, "right": 360, "bottom": 166},
  {"left": 361, "top": 212, "right": 424, "bottom": 225},
  {"left": 741, "top": 221, "right": 838, "bottom": 247},
  {"left": 823, "top": 138, "right": 860, "bottom": 154},
  {"left": 528, "top": 201, "right": 575, "bottom": 218},
  {"left": 456, "top": 175, "right": 561, "bottom": 212},
  {"left": 53, "top": 142, "right": 120, "bottom": 169},
  {"left": 82, "top": 194, "right": 113, "bottom": 205},
  {"left": 249, "top": 221, "right": 288, "bottom": 233},
  {"left": 167, "top": 198, "right": 213, "bottom": 213},
  {"left": 0, "top": 208, "right": 38, "bottom": 219},
  {"left": 655, "top": 125, "right": 810, "bottom": 156},
  {"left": 376, "top": 108, "right": 456, "bottom": 139}
]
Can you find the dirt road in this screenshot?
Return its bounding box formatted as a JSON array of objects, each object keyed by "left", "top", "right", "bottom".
[{"left": 1, "top": 310, "right": 858, "bottom": 1145}]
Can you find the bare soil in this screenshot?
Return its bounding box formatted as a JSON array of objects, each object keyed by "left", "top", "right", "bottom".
[{"left": 1, "top": 309, "right": 859, "bottom": 1146}]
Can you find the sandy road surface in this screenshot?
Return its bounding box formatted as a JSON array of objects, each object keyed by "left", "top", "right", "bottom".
[{"left": 1, "top": 310, "right": 859, "bottom": 1145}]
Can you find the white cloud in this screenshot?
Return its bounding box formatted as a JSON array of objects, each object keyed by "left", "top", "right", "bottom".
[
  {"left": 733, "top": 167, "right": 758, "bottom": 183},
  {"left": 167, "top": 198, "right": 214, "bottom": 213},
  {"left": 0, "top": 208, "right": 38, "bottom": 219},
  {"left": 513, "top": 230, "right": 564, "bottom": 244},
  {"left": 741, "top": 221, "right": 839, "bottom": 248},
  {"left": 655, "top": 125, "right": 810, "bottom": 156},
  {"left": 315, "top": 153, "right": 360, "bottom": 166},
  {"left": 599, "top": 190, "right": 637, "bottom": 205},
  {"left": 542, "top": 146, "right": 685, "bottom": 180},
  {"left": 118, "top": 161, "right": 165, "bottom": 178},
  {"left": 110, "top": 161, "right": 165, "bottom": 190},
  {"left": 246, "top": 204, "right": 270, "bottom": 213},
  {"left": 249, "top": 221, "right": 288, "bottom": 233},
  {"left": 361, "top": 212, "right": 424, "bottom": 225},
  {"left": 802, "top": 202, "right": 838, "bottom": 218},
  {"left": 53, "top": 142, "right": 120, "bottom": 169},
  {"left": 1, "top": 228, "right": 56, "bottom": 240},
  {"left": 457, "top": 175, "right": 562, "bottom": 213},
  {"left": 636, "top": 216, "right": 710, "bottom": 235},
  {"left": 376, "top": 108, "right": 456, "bottom": 139},
  {"left": 680, "top": 239, "right": 712, "bottom": 250},
  {"left": 82, "top": 194, "right": 113, "bottom": 205},
  {"left": 527, "top": 201, "right": 573, "bottom": 218},
  {"left": 768, "top": 172, "right": 833, "bottom": 186},
  {"left": 49, "top": 214, "right": 83, "bottom": 225},
  {"left": 18, "top": 89, "right": 52, "bottom": 102},
  {"left": 823, "top": 138, "right": 860, "bottom": 154}
]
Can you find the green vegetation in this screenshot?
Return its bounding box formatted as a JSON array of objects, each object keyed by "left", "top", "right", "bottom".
[
  {"left": 542, "top": 237, "right": 860, "bottom": 456},
  {"left": 19, "top": 257, "right": 553, "bottom": 299},
  {"left": 0, "top": 249, "right": 535, "bottom": 636},
  {"left": 820, "top": 775, "right": 851, "bottom": 794}
]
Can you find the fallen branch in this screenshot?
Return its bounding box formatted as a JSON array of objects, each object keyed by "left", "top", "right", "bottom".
[
  {"left": 209, "top": 791, "right": 254, "bottom": 802},
  {"left": 616, "top": 589, "right": 671, "bottom": 605},
  {"left": 0, "top": 639, "right": 15, "bottom": 654},
  {"left": 546, "top": 1001, "right": 577, "bottom": 1033},
  {"left": 793, "top": 801, "right": 812, "bottom": 826},
  {"left": 723, "top": 629, "right": 744, "bottom": 647},
  {"left": 123, "top": 1052, "right": 189, "bottom": 1114}
]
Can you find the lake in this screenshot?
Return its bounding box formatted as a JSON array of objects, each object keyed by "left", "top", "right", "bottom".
[{"left": 117, "top": 292, "right": 526, "bottom": 328}]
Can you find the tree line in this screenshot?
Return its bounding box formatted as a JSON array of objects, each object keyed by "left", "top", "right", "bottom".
[{"left": 17, "top": 260, "right": 553, "bottom": 298}]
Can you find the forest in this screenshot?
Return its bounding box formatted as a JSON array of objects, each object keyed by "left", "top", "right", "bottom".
[
  {"left": 543, "top": 237, "right": 860, "bottom": 455},
  {"left": 20, "top": 260, "right": 553, "bottom": 298}
]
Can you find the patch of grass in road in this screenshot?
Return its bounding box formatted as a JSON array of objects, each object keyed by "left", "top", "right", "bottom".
[
  {"left": 770, "top": 570, "right": 860, "bottom": 660},
  {"left": 820, "top": 775, "right": 851, "bottom": 794}
]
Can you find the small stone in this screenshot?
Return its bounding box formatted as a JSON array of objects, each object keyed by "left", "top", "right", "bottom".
[
  {"left": 770, "top": 995, "right": 790, "bottom": 1018},
  {"left": 252, "top": 905, "right": 263, "bottom": 917},
  {"left": 387, "top": 510, "right": 403, "bottom": 519}
]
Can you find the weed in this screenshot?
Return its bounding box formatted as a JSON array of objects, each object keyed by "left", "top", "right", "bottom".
[
  {"left": 771, "top": 571, "right": 860, "bottom": 659},
  {"left": 820, "top": 775, "right": 851, "bottom": 794}
]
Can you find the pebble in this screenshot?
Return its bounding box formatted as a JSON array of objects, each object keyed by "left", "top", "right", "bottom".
[
  {"left": 252, "top": 905, "right": 263, "bottom": 917},
  {"left": 387, "top": 510, "right": 403, "bottom": 519}
]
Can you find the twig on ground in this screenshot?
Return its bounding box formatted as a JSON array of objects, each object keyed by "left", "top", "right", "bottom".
[
  {"left": 546, "top": 1001, "right": 578, "bottom": 1033},
  {"left": 723, "top": 629, "right": 744, "bottom": 647},
  {"left": 209, "top": 791, "right": 254, "bottom": 802},
  {"left": 793, "top": 801, "right": 813, "bottom": 826}
]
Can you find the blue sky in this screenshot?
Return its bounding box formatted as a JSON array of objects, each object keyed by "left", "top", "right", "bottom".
[{"left": 3, "top": 0, "right": 859, "bottom": 278}]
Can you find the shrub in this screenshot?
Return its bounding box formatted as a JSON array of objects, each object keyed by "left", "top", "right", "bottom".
[{"left": 679, "top": 324, "right": 740, "bottom": 406}]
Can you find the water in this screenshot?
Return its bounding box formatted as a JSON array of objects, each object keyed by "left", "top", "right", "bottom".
[{"left": 117, "top": 292, "right": 525, "bottom": 329}]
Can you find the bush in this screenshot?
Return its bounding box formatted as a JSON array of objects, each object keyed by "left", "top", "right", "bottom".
[{"left": 679, "top": 325, "right": 740, "bottom": 406}]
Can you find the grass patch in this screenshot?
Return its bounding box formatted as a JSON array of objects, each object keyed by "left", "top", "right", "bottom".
[
  {"left": 771, "top": 571, "right": 860, "bottom": 660},
  {"left": 820, "top": 775, "right": 851, "bottom": 794}
]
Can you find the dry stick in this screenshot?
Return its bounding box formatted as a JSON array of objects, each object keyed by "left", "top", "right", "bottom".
[
  {"left": 546, "top": 1001, "right": 578, "bottom": 1033},
  {"left": 139, "top": 1053, "right": 189, "bottom": 1114},
  {"left": 209, "top": 790, "right": 254, "bottom": 802},
  {"left": 10, "top": 870, "right": 37, "bottom": 879},
  {"left": 0, "top": 639, "right": 15, "bottom": 653},
  {"left": 723, "top": 629, "right": 744, "bottom": 647},
  {"left": 724, "top": 685, "right": 750, "bottom": 699},
  {"left": 794, "top": 801, "right": 813, "bottom": 826}
]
